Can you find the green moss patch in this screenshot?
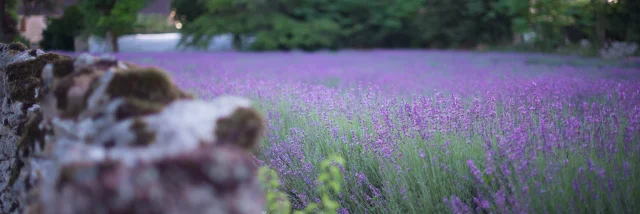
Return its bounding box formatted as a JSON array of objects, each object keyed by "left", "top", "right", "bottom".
[
  {"left": 7, "top": 42, "right": 28, "bottom": 52},
  {"left": 52, "top": 76, "right": 76, "bottom": 117},
  {"left": 5, "top": 53, "right": 71, "bottom": 107},
  {"left": 104, "top": 67, "right": 191, "bottom": 105},
  {"left": 114, "top": 98, "right": 166, "bottom": 121},
  {"left": 28, "top": 49, "right": 39, "bottom": 57},
  {"left": 130, "top": 118, "right": 156, "bottom": 146},
  {"left": 50, "top": 59, "right": 75, "bottom": 78},
  {"left": 215, "top": 107, "right": 265, "bottom": 151},
  {"left": 86, "top": 59, "right": 119, "bottom": 71}
]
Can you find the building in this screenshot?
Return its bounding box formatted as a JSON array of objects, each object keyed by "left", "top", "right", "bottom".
[{"left": 17, "top": 0, "right": 173, "bottom": 48}]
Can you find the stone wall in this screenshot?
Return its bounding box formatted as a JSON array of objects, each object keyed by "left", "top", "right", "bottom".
[{"left": 0, "top": 42, "right": 266, "bottom": 214}]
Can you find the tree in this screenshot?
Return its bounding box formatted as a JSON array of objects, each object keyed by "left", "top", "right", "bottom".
[
  {"left": 170, "top": 0, "right": 638, "bottom": 53},
  {"left": 172, "top": 0, "right": 271, "bottom": 50},
  {"left": 1, "top": 0, "right": 7, "bottom": 42},
  {"left": 78, "top": 0, "right": 147, "bottom": 52},
  {"left": 40, "top": 4, "right": 85, "bottom": 51},
  {"left": 0, "top": 0, "right": 63, "bottom": 43},
  {"left": 0, "top": 0, "right": 19, "bottom": 43},
  {"left": 18, "top": 0, "right": 63, "bottom": 47},
  {"left": 170, "top": 0, "right": 205, "bottom": 24}
]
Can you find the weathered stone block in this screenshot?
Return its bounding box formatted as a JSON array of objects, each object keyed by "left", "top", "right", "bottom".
[{"left": 0, "top": 42, "right": 266, "bottom": 214}]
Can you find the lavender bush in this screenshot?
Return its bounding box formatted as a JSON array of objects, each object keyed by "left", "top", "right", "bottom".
[{"left": 109, "top": 50, "right": 639, "bottom": 213}]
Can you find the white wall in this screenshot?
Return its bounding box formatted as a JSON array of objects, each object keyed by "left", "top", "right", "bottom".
[
  {"left": 87, "top": 33, "right": 253, "bottom": 53},
  {"left": 18, "top": 15, "right": 48, "bottom": 45}
]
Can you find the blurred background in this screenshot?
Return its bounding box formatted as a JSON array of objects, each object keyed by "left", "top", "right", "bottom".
[{"left": 2, "top": 0, "right": 638, "bottom": 59}]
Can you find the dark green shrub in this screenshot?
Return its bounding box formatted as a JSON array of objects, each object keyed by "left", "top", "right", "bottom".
[
  {"left": 40, "top": 5, "right": 85, "bottom": 51},
  {"left": 78, "top": 0, "right": 147, "bottom": 52},
  {"left": 172, "top": 0, "right": 639, "bottom": 53},
  {"left": 173, "top": 0, "right": 516, "bottom": 51},
  {"left": 1, "top": 0, "right": 19, "bottom": 42},
  {"left": 251, "top": 15, "right": 342, "bottom": 51},
  {"left": 603, "top": 0, "right": 640, "bottom": 45}
]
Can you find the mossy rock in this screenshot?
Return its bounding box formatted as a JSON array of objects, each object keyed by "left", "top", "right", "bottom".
[
  {"left": 5, "top": 53, "right": 71, "bottom": 107},
  {"left": 215, "top": 107, "right": 265, "bottom": 151},
  {"left": 100, "top": 67, "right": 193, "bottom": 104},
  {"left": 44, "top": 57, "right": 117, "bottom": 118},
  {"left": 44, "top": 143, "right": 263, "bottom": 214},
  {"left": 97, "top": 98, "right": 165, "bottom": 148},
  {"left": 130, "top": 118, "right": 156, "bottom": 147},
  {"left": 114, "top": 97, "right": 167, "bottom": 121},
  {"left": 53, "top": 71, "right": 106, "bottom": 119},
  {"left": 79, "top": 58, "right": 127, "bottom": 73},
  {"left": 55, "top": 160, "right": 121, "bottom": 192},
  {"left": 16, "top": 111, "right": 45, "bottom": 158},
  {"left": 48, "top": 58, "right": 75, "bottom": 79},
  {"left": 0, "top": 42, "right": 28, "bottom": 53},
  {"left": 8, "top": 111, "right": 45, "bottom": 188},
  {"left": 48, "top": 60, "right": 191, "bottom": 120}
]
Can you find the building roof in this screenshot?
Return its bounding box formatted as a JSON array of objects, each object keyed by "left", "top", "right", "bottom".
[{"left": 18, "top": 0, "right": 172, "bottom": 16}]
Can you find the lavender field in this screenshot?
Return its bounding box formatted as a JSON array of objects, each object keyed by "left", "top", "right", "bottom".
[{"left": 111, "top": 50, "right": 639, "bottom": 213}]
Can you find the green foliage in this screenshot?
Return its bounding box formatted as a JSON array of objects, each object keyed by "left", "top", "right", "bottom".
[
  {"left": 132, "top": 14, "right": 177, "bottom": 34},
  {"left": 78, "top": 0, "right": 147, "bottom": 37},
  {"left": 172, "top": 0, "right": 639, "bottom": 53},
  {"left": 252, "top": 15, "right": 342, "bottom": 51},
  {"left": 410, "top": 0, "right": 513, "bottom": 48},
  {"left": 40, "top": 0, "right": 177, "bottom": 51},
  {"left": 491, "top": 0, "right": 530, "bottom": 33},
  {"left": 602, "top": 0, "right": 640, "bottom": 44},
  {"left": 40, "top": 5, "right": 85, "bottom": 51},
  {"left": 259, "top": 167, "right": 292, "bottom": 213},
  {"left": 259, "top": 155, "right": 345, "bottom": 214},
  {"left": 170, "top": 0, "right": 205, "bottom": 24},
  {"left": 1, "top": 0, "right": 19, "bottom": 42},
  {"left": 174, "top": 0, "right": 516, "bottom": 51},
  {"left": 172, "top": 0, "right": 267, "bottom": 50}
]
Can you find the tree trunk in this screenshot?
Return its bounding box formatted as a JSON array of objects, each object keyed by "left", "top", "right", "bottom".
[
  {"left": 20, "top": 16, "right": 26, "bottom": 32},
  {"left": 591, "top": 0, "right": 607, "bottom": 49},
  {"left": 233, "top": 33, "right": 242, "bottom": 50},
  {"left": 108, "top": 31, "right": 119, "bottom": 53},
  {"left": 513, "top": 32, "right": 522, "bottom": 45},
  {"left": 0, "top": 0, "right": 5, "bottom": 42}
]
